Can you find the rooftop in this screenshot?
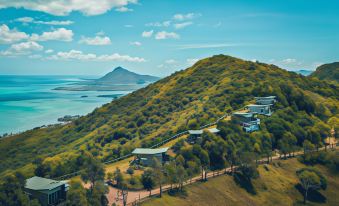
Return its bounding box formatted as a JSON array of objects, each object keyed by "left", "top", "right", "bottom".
[
  {"left": 233, "top": 112, "right": 255, "bottom": 118},
  {"left": 25, "top": 176, "right": 65, "bottom": 191},
  {"left": 188, "top": 130, "right": 204, "bottom": 135},
  {"left": 255, "top": 96, "right": 276, "bottom": 99},
  {"left": 247, "top": 104, "right": 272, "bottom": 107},
  {"left": 206, "top": 128, "right": 220, "bottom": 133},
  {"left": 132, "top": 147, "right": 169, "bottom": 155}
]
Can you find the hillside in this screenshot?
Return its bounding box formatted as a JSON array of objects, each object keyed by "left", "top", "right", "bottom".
[
  {"left": 143, "top": 157, "right": 339, "bottom": 206},
  {"left": 310, "top": 62, "right": 339, "bottom": 83},
  {"left": 0, "top": 55, "right": 338, "bottom": 179},
  {"left": 96, "top": 67, "right": 160, "bottom": 84}
]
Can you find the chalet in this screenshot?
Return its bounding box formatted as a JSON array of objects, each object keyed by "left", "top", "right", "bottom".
[
  {"left": 255, "top": 96, "right": 276, "bottom": 105},
  {"left": 131, "top": 147, "right": 169, "bottom": 166},
  {"left": 232, "top": 112, "right": 260, "bottom": 132},
  {"left": 246, "top": 104, "right": 273, "bottom": 116},
  {"left": 24, "top": 176, "right": 68, "bottom": 206},
  {"left": 206, "top": 127, "right": 220, "bottom": 133},
  {"left": 187, "top": 130, "right": 204, "bottom": 144}
]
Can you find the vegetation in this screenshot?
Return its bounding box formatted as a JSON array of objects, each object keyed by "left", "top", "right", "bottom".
[
  {"left": 310, "top": 62, "right": 339, "bottom": 83},
  {"left": 143, "top": 158, "right": 339, "bottom": 206},
  {"left": 0, "top": 55, "right": 338, "bottom": 183}
]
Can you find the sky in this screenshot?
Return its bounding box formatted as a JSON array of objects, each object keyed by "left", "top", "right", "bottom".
[{"left": 0, "top": 0, "right": 338, "bottom": 77}]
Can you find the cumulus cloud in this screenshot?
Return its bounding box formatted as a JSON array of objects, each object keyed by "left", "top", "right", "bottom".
[
  {"left": 173, "top": 13, "right": 200, "bottom": 21},
  {"left": 0, "top": 0, "right": 138, "bottom": 16},
  {"left": 142, "top": 30, "right": 153, "bottom": 38},
  {"left": 146, "top": 21, "right": 171, "bottom": 27},
  {"left": 115, "top": 6, "right": 133, "bottom": 12},
  {"left": 0, "top": 24, "right": 29, "bottom": 44},
  {"left": 0, "top": 41, "right": 43, "bottom": 56},
  {"left": 47, "top": 50, "right": 145, "bottom": 62},
  {"left": 79, "top": 35, "right": 111, "bottom": 45},
  {"left": 130, "top": 41, "right": 141, "bottom": 46},
  {"left": 45, "top": 49, "right": 54, "bottom": 53},
  {"left": 15, "top": 17, "right": 74, "bottom": 25},
  {"left": 30, "top": 28, "right": 73, "bottom": 42},
  {"left": 155, "top": 31, "right": 180, "bottom": 40},
  {"left": 174, "top": 21, "right": 193, "bottom": 29}
]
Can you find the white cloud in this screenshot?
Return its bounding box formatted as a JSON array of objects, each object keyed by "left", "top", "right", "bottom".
[
  {"left": 130, "top": 41, "right": 141, "bottom": 46},
  {"left": 0, "top": 24, "right": 29, "bottom": 44},
  {"left": 30, "top": 28, "right": 73, "bottom": 42},
  {"left": 124, "top": 24, "right": 133, "bottom": 28},
  {"left": 142, "top": 30, "right": 153, "bottom": 38},
  {"left": 45, "top": 49, "right": 54, "bottom": 53},
  {"left": 173, "top": 13, "right": 200, "bottom": 21},
  {"left": 0, "top": 0, "right": 138, "bottom": 16},
  {"left": 79, "top": 35, "right": 111, "bottom": 45},
  {"left": 282, "top": 58, "right": 297, "bottom": 64},
  {"left": 146, "top": 21, "right": 171, "bottom": 27},
  {"left": 15, "top": 17, "right": 74, "bottom": 25},
  {"left": 15, "top": 17, "right": 34, "bottom": 23},
  {"left": 165, "top": 59, "right": 177, "bottom": 64},
  {"left": 174, "top": 21, "right": 192, "bottom": 29},
  {"left": 155, "top": 31, "right": 179, "bottom": 40},
  {"left": 47, "top": 50, "right": 145, "bottom": 62},
  {"left": 115, "top": 6, "right": 133, "bottom": 12},
  {"left": 186, "top": 58, "right": 199, "bottom": 65},
  {"left": 0, "top": 41, "right": 43, "bottom": 56}
]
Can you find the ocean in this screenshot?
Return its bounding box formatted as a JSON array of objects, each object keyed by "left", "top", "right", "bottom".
[{"left": 0, "top": 75, "right": 133, "bottom": 135}]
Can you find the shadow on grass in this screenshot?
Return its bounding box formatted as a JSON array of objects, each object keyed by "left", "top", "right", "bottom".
[
  {"left": 295, "top": 184, "right": 327, "bottom": 203},
  {"left": 168, "top": 188, "right": 188, "bottom": 198},
  {"left": 233, "top": 173, "right": 257, "bottom": 195}
]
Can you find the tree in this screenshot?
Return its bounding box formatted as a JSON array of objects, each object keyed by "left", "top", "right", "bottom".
[
  {"left": 141, "top": 169, "right": 155, "bottom": 196},
  {"left": 175, "top": 165, "right": 187, "bottom": 191},
  {"left": 0, "top": 173, "right": 41, "bottom": 206},
  {"left": 113, "top": 168, "right": 124, "bottom": 188},
  {"left": 152, "top": 158, "right": 165, "bottom": 197},
  {"left": 296, "top": 168, "right": 327, "bottom": 204},
  {"left": 164, "top": 161, "right": 177, "bottom": 189},
  {"left": 187, "top": 161, "right": 200, "bottom": 183},
  {"left": 193, "top": 145, "right": 209, "bottom": 181},
  {"left": 66, "top": 179, "right": 88, "bottom": 206},
  {"left": 80, "top": 154, "right": 105, "bottom": 193},
  {"left": 88, "top": 182, "right": 109, "bottom": 206}
]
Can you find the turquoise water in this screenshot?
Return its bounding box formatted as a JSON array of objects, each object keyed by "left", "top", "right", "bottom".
[{"left": 0, "top": 75, "right": 132, "bottom": 135}]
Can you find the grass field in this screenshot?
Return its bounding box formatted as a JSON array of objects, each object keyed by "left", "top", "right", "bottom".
[{"left": 143, "top": 157, "right": 339, "bottom": 206}]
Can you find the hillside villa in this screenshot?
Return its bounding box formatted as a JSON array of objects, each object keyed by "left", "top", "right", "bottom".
[
  {"left": 187, "top": 130, "right": 204, "bottom": 144},
  {"left": 131, "top": 147, "right": 169, "bottom": 166},
  {"left": 232, "top": 112, "right": 260, "bottom": 132},
  {"left": 255, "top": 96, "right": 276, "bottom": 105},
  {"left": 246, "top": 104, "right": 273, "bottom": 116},
  {"left": 24, "top": 176, "right": 68, "bottom": 206}
]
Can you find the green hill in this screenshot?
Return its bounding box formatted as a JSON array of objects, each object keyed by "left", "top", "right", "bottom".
[
  {"left": 310, "top": 62, "right": 339, "bottom": 83},
  {"left": 0, "top": 55, "right": 338, "bottom": 179},
  {"left": 142, "top": 157, "right": 339, "bottom": 206}
]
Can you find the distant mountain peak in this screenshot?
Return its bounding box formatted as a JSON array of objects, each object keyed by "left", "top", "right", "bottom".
[{"left": 96, "top": 67, "right": 160, "bottom": 84}]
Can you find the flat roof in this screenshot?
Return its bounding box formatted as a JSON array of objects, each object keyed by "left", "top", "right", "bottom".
[
  {"left": 233, "top": 112, "right": 254, "bottom": 118},
  {"left": 206, "top": 128, "right": 220, "bottom": 133},
  {"left": 132, "top": 147, "right": 169, "bottom": 155},
  {"left": 25, "top": 176, "right": 65, "bottom": 191},
  {"left": 247, "top": 104, "right": 272, "bottom": 107},
  {"left": 254, "top": 96, "right": 276, "bottom": 99},
  {"left": 188, "top": 130, "right": 203, "bottom": 135}
]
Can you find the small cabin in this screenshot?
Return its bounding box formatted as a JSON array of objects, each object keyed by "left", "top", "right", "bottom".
[
  {"left": 246, "top": 104, "right": 273, "bottom": 116},
  {"left": 255, "top": 96, "right": 276, "bottom": 105},
  {"left": 206, "top": 127, "right": 220, "bottom": 134},
  {"left": 232, "top": 112, "right": 260, "bottom": 132},
  {"left": 131, "top": 147, "right": 169, "bottom": 167},
  {"left": 24, "top": 176, "right": 68, "bottom": 206},
  {"left": 187, "top": 130, "right": 204, "bottom": 144}
]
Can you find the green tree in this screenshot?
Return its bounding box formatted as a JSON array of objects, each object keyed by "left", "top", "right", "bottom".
[
  {"left": 141, "top": 169, "right": 155, "bottom": 196},
  {"left": 164, "top": 161, "right": 177, "bottom": 189},
  {"left": 296, "top": 168, "right": 327, "bottom": 204},
  {"left": 152, "top": 158, "right": 165, "bottom": 197},
  {"left": 187, "top": 160, "right": 200, "bottom": 183},
  {"left": 66, "top": 179, "right": 88, "bottom": 206},
  {"left": 193, "top": 145, "right": 209, "bottom": 181},
  {"left": 81, "top": 154, "right": 105, "bottom": 193}
]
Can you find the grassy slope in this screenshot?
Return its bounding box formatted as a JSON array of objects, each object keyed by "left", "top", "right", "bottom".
[
  {"left": 310, "top": 62, "right": 339, "bottom": 83},
  {"left": 143, "top": 157, "right": 339, "bottom": 206},
  {"left": 0, "top": 55, "right": 338, "bottom": 178}
]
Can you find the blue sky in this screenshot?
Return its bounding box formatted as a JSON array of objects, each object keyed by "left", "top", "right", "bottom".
[{"left": 0, "top": 0, "right": 338, "bottom": 77}]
